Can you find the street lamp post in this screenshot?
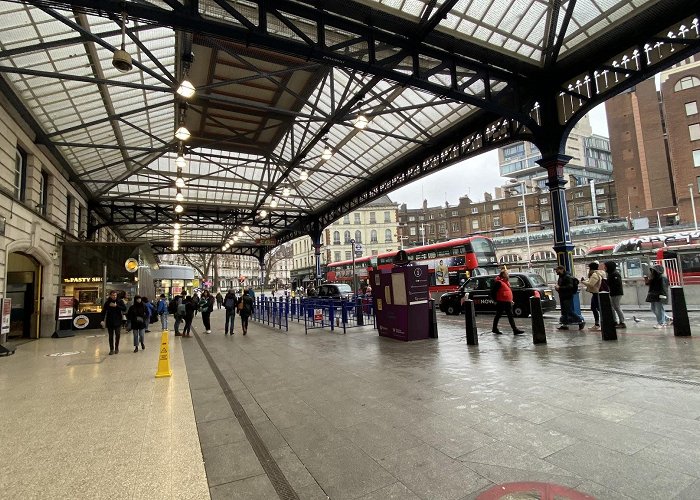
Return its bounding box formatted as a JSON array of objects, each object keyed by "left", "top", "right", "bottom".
[
  {"left": 689, "top": 184, "right": 698, "bottom": 231},
  {"left": 350, "top": 238, "right": 357, "bottom": 293},
  {"left": 420, "top": 223, "right": 425, "bottom": 245},
  {"left": 510, "top": 180, "right": 531, "bottom": 267}
]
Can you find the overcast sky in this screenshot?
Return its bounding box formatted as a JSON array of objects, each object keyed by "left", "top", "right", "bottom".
[{"left": 389, "top": 103, "right": 609, "bottom": 208}]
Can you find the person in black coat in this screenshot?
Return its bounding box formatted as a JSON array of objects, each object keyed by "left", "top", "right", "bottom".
[
  {"left": 605, "top": 261, "right": 625, "bottom": 328},
  {"left": 182, "top": 296, "right": 195, "bottom": 337},
  {"left": 126, "top": 295, "right": 147, "bottom": 352},
  {"left": 238, "top": 290, "right": 255, "bottom": 335},
  {"left": 223, "top": 290, "right": 237, "bottom": 335},
  {"left": 101, "top": 290, "right": 126, "bottom": 355},
  {"left": 555, "top": 265, "right": 585, "bottom": 330}
]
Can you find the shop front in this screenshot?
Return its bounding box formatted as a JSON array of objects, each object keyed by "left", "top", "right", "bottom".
[
  {"left": 153, "top": 265, "right": 196, "bottom": 298},
  {"left": 60, "top": 243, "right": 158, "bottom": 331}
]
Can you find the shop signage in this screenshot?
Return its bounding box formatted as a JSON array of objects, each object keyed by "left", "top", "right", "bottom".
[
  {"left": 58, "top": 296, "right": 75, "bottom": 320},
  {"left": 1, "top": 298, "right": 11, "bottom": 335},
  {"left": 255, "top": 237, "right": 277, "bottom": 246},
  {"left": 73, "top": 315, "right": 91, "bottom": 329},
  {"left": 63, "top": 277, "right": 102, "bottom": 283},
  {"left": 125, "top": 258, "right": 139, "bottom": 273}
]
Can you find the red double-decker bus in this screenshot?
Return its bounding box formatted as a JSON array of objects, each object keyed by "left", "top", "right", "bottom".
[{"left": 326, "top": 236, "right": 499, "bottom": 295}]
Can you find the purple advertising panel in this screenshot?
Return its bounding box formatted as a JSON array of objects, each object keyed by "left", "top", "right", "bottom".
[{"left": 372, "top": 266, "right": 430, "bottom": 341}]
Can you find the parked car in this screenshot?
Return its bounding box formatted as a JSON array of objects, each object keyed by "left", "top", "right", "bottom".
[
  {"left": 438, "top": 272, "right": 556, "bottom": 317},
  {"left": 316, "top": 283, "right": 354, "bottom": 300}
]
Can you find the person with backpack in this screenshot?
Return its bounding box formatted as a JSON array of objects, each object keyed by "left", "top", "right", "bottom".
[
  {"left": 156, "top": 293, "right": 169, "bottom": 331},
  {"left": 101, "top": 290, "right": 126, "bottom": 355},
  {"left": 143, "top": 297, "right": 157, "bottom": 333},
  {"left": 582, "top": 262, "right": 606, "bottom": 331},
  {"left": 238, "top": 289, "right": 254, "bottom": 335},
  {"left": 182, "top": 296, "right": 195, "bottom": 337},
  {"left": 176, "top": 293, "right": 187, "bottom": 336},
  {"left": 216, "top": 291, "right": 223, "bottom": 309},
  {"left": 555, "top": 265, "right": 585, "bottom": 330},
  {"left": 169, "top": 293, "right": 183, "bottom": 336},
  {"left": 605, "top": 261, "right": 626, "bottom": 328},
  {"left": 645, "top": 265, "right": 672, "bottom": 328},
  {"left": 199, "top": 290, "right": 215, "bottom": 334},
  {"left": 223, "top": 289, "right": 237, "bottom": 335},
  {"left": 490, "top": 269, "right": 524, "bottom": 335}
]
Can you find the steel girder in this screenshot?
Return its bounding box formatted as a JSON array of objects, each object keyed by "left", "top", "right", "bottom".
[{"left": 151, "top": 242, "right": 266, "bottom": 258}]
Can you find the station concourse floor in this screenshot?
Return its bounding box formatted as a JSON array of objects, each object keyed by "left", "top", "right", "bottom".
[{"left": 2, "top": 308, "right": 700, "bottom": 500}]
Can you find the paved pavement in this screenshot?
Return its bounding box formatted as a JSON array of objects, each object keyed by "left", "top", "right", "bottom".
[{"left": 2, "top": 307, "right": 700, "bottom": 499}]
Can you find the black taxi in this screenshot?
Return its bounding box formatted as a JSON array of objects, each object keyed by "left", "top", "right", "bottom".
[{"left": 438, "top": 272, "right": 556, "bottom": 317}]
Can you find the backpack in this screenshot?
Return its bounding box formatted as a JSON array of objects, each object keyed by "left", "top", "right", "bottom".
[
  {"left": 177, "top": 303, "right": 186, "bottom": 317},
  {"left": 599, "top": 278, "right": 610, "bottom": 292},
  {"left": 571, "top": 277, "right": 580, "bottom": 289},
  {"left": 489, "top": 280, "right": 500, "bottom": 300},
  {"left": 168, "top": 298, "right": 178, "bottom": 314},
  {"left": 224, "top": 296, "right": 236, "bottom": 308}
]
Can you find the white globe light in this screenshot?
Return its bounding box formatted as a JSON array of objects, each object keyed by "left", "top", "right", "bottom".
[
  {"left": 176, "top": 79, "right": 196, "bottom": 98},
  {"left": 270, "top": 198, "right": 278, "bottom": 208},
  {"left": 321, "top": 146, "right": 332, "bottom": 160},
  {"left": 174, "top": 125, "right": 190, "bottom": 141},
  {"left": 243, "top": 225, "right": 249, "bottom": 231},
  {"left": 354, "top": 113, "right": 369, "bottom": 129},
  {"left": 299, "top": 170, "right": 308, "bottom": 181},
  {"left": 259, "top": 209, "right": 268, "bottom": 218},
  {"left": 174, "top": 204, "right": 184, "bottom": 213},
  {"left": 234, "top": 236, "right": 239, "bottom": 242},
  {"left": 175, "top": 155, "right": 187, "bottom": 168},
  {"left": 173, "top": 223, "right": 181, "bottom": 230},
  {"left": 175, "top": 176, "right": 185, "bottom": 188},
  {"left": 282, "top": 187, "right": 290, "bottom": 197},
  {"left": 238, "top": 231, "right": 243, "bottom": 237},
  {"left": 175, "top": 192, "right": 184, "bottom": 202}
]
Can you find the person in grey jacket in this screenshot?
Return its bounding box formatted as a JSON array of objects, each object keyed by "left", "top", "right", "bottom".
[{"left": 605, "top": 261, "right": 625, "bottom": 328}]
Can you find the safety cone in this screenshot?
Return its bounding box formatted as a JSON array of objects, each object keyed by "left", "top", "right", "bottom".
[{"left": 155, "top": 330, "right": 172, "bottom": 378}]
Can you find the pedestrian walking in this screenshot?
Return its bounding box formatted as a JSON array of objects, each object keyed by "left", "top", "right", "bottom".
[
  {"left": 605, "top": 261, "right": 626, "bottom": 328},
  {"left": 172, "top": 292, "right": 185, "bottom": 336},
  {"left": 216, "top": 292, "right": 223, "bottom": 309},
  {"left": 490, "top": 269, "right": 525, "bottom": 335},
  {"left": 101, "top": 290, "right": 126, "bottom": 355},
  {"left": 554, "top": 265, "right": 585, "bottom": 330},
  {"left": 182, "top": 296, "right": 195, "bottom": 337},
  {"left": 224, "top": 289, "right": 237, "bottom": 335},
  {"left": 156, "top": 293, "right": 169, "bottom": 331},
  {"left": 582, "top": 262, "right": 606, "bottom": 331},
  {"left": 238, "top": 290, "right": 254, "bottom": 335},
  {"left": 143, "top": 297, "right": 155, "bottom": 333},
  {"left": 126, "top": 295, "right": 147, "bottom": 352},
  {"left": 193, "top": 293, "right": 200, "bottom": 316},
  {"left": 645, "top": 264, "right": 672, "bottom": 328},
  {"left": 200, "top": 290, "right": 215, "bottom": 334}
]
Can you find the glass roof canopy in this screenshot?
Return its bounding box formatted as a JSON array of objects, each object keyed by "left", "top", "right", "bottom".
[{"left": 0, "top": 0, "right": 696, "bottom": 254}]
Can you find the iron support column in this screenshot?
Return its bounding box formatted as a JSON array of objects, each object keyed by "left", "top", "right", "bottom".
[
  {"left": 309, "top": 231, "right": 323, "bottom": 288},
  {"left": 538, "top": 154, "right": 582, "bottom": 318}
]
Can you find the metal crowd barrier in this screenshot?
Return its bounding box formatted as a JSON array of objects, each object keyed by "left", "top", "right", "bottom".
[{"left": 250, "top": 295, "right": 375, "bottom": 334}]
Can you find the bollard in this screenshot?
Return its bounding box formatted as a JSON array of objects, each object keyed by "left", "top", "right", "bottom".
[
  {"left": 598, "top": 292, "right": 617, "bottom": 341},
  {"left": 671, "top": 286, "right": 691, "bottom": 337},
  {"left": 463, "top": 299, "right": 477, "bottom": 345},
  {"left": 356, "top": 297, "right": 364, "bottom": 326},
  {"left": 427, "top": 298, "right": 438, "bottom": 338},
  {"left": 529, "top": 296, "right": 546, "bottom": 344}
]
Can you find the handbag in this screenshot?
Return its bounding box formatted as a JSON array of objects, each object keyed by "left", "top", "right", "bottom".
[{"left": 237, "top": 301, "right": 244, "bottom": 311}]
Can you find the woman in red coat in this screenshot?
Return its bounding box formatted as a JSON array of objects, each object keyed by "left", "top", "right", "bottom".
[{"left": 491, "top": 269, "right": 525, "bottom": 335}]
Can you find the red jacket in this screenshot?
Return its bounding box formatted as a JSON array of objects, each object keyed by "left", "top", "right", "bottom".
[{"left": 495, "top": 276, "right": 513, "bottom": 303}]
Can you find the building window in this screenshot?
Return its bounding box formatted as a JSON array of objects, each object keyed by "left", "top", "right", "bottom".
[
  {"left": 687, "top": 101, "right": 699, "bottom": 116},
  {"left": 540, "top": 197, "right": 548, "bottom": 205},
  {"left": 333, "top": 231, "right": 340, "bottom": 244},
  {"left": 354, "top": 230, "right": 362, "bottom": 243},
  {"left": 429, "top": 214, "right": 434, "bottom": 220},
  {"left": 384, "top": 211, "right": 391, "bottom": 222},
  {"left": 492, "top": 204, "right": 500, "bottom": 210},
  {"left": 575, "top": 191, "right": 583, "bottom": 198},
  {"left": 345, "top": 251, "right": 351, "bottom": 260},
  {"left": 518, "top": 214, "right": 526, "bottom": 224},
  {"left": 409, "top": 227, "right": 416, "bottom": 236},
  {"left": 384, "top": 229, "right": 392, "bottom": 242},
  {"left": 597, "top": 202, "right": 607, "bottom": 214},
  {"left": 14, "top": 147, "right": 27, "bottom": 201},
  {"left": 517, "top": 200, "right": 523, "bottom": 207},
  {"left": 344, "top": 230, "right": 351, "bottom": 243},
  {"left": 38, "top": 170, "right": 49, "bottom": 216},
  {"left": 471, "top": 219, "right": 479, "bottom": 230},
  {"left": 675, "top": 76, "right": 700, "bottom": 92},
  {"left": 334, "top": 251, "right": 341, "bottom": 262},
  {"left": 372, "top": 250, "right": 379, "bottom": 256},
  {"left": 354, "top": 213, "right": 361, "bottom": 224},
  {"left": 493, "top": 216, "right": 501, "bottom": 227},
  {"left": 451, "top": 210, "right": 458, "bottom": 216},
  {"left": 408, "top": 216, "right": 415, "bottom": 222},
  {"left": 369, "top": 212, "right": 376, "bottom": 224},
  {"left": 541, "top": 210, "right": 550, "bottom": 222},
  {"left": 428, "top": 225, "right": 435, "bottom": 234},
  {"left": 690, "top": 124, "right": 700, "bottom": 142},
  {"left": 471, "top": 207, "right": 478, "bottom": 214},
  {"left": 451, "top": 222, "right": 459, "bottom": 231},
  {"left": 595, "top": 188, "right": 605, "bottom": 195},
  {"left": 66, "top": 194, "right": 74, "bottom": 232},
  {"left": 343, "top": 215, "right": 350, "bottom": 224},
  {"left": 694, "top": 150, "right": 700, "bottom": 167},
  {"left": 370, "top": 230, "right": 378, "bottom": 243},
  {"left": 575, "top": 205, "right": 586, "bottom": 217}
]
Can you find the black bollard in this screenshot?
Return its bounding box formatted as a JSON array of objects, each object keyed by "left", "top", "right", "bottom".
[
  {"left": 464, "top": 299, "right": 478, "bottom": 345},
  {"left": 428, "top": 298, "right": 438, "bottom": 338},
  {"left": 598, "top": 292, "right": 618, "bottom": 341},
  {"left": 529, "top": 296, "right": 546, "bottom": 344},
  {"left": 356, "top": 296, "right": 364, "bottom": 326},
  {"left": 671, "top": 286, "right": 691, "bottom": 337}
]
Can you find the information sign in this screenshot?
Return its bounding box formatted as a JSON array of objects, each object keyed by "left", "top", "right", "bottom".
[
  {"left": 58, "top": 296, "right": 75, "bottom": 320},
  {"left": 313, "top": 309, "right": 323, "bottom": 321},
  {"left": 1, "top": 298, "right": 11, "bottom": 336}
]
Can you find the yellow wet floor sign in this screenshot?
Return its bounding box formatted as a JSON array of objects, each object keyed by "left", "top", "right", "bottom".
[{"left": 155, "top": 330, "right": 172, "bottom": 378}]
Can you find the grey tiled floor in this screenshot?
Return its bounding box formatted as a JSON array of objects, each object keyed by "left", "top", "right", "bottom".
[
  {"left": 179, "top": 308, "right": 700, "bottom": 499},
  {"left": 4, "top": 308, "right": 700, "bottom": 499}
]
